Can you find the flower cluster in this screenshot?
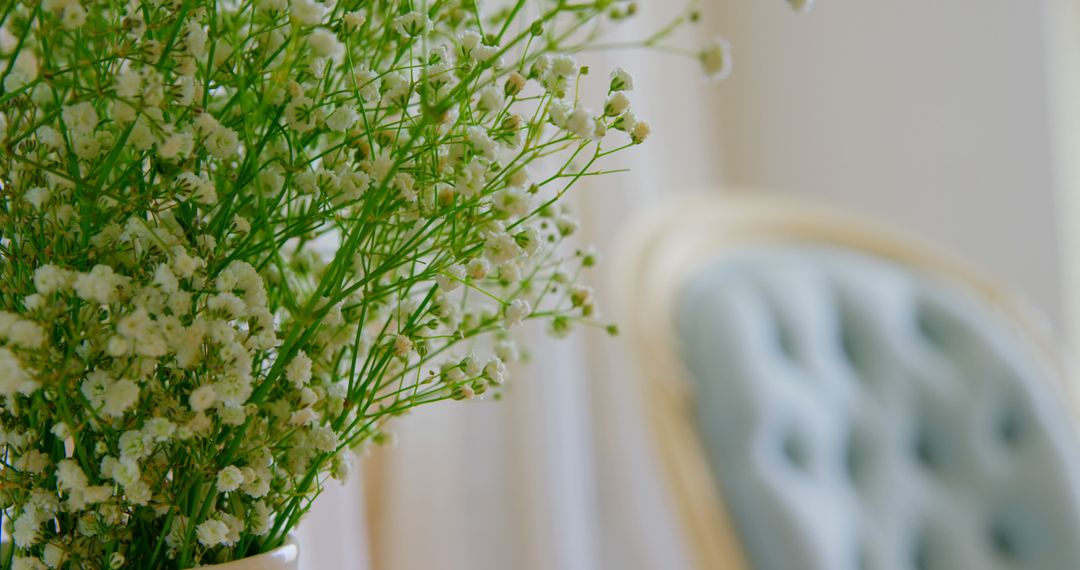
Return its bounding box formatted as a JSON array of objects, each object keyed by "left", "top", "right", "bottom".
[{"left": 0, "top": 0, "right": 803, "bottom": 567}]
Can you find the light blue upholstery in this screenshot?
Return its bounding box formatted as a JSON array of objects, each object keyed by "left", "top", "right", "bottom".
[{"left": 675, "top": 245, "right": 1080, "bottom": 570}]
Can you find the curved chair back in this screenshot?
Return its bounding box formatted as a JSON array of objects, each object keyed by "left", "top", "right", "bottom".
[{"left": 618, "top": 195, "right": 1080, "bottom": 570}]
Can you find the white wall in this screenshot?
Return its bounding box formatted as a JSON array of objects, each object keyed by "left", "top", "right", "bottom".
[{"left": 706, "top": 0, "right": 1064, "bottom": 329}]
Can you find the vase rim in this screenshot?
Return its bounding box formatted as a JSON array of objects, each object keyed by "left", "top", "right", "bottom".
[{"left": 195, "top": 535, "right": 299, "bottom": 569}]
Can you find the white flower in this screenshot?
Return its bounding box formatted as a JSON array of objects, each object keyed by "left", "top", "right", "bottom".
[
  {"left": 393, "top": 334, "right": 413, "bottom": 357},
  {"left": 495, "top": 339, "right": 520, "bottom": 362},
  {"left": 285, "top": 351, "right": 313, "bottom": 387},
  {"left": 565, "top": 108, "right": 596, "bottom": 139},
  {"left": 177, "top": 171, "right": 217, "bottom": 204},
  {"left": 484, "top": 230, "right": 519, "bottom": 264},
  {"left": 257, "top": 0, "right": 287, "bottom": 13},
  {"left": 158, "top": 131, "right": 193, "bottom": 160},
  {"left": 460, "top": 30, "right": 482, "bottom": 52},
  {"left": 102, "top": 456, "right": 141, "bottom": 488},
  {"left": 12, "top": 511, "right": 42, "bottom": 547},
  {"left": 472, "top": 45, "right": 499, "bottom": 62},
  {"left": 34, "top": 265, "right": 73, "bottom": 294},
  {"left": 548, "top": 100, "right": 572, "bottom": 128},
  {"left": 103, "top": 379, "right": 139, "bottom": 417},
  {"left": 394, "top": 12, "right": 430, "bottom": 36},
  {"left": 467, "top": 258, "right": 489, "bottom": 280},
  {"left": 467, "top": 126, "right": 497, "bottom": 160},
  {"left": 309, "top": 425, "right": 338, "bottom": 452},
  {"left": 171, "top": 247, "right": 204, "bottom": 279},
  {"left": 129, "top": 117, "right": 156, "bottom": 150},
  {"left": 189, "top": 385, "right": 217, "bottom": 412},
  {"left": 289, "top": 407, "right": 318, "bottom": 425},
  {"left": 62, "top": 102, "right": 97, "bottom": 134},
  {"left": 118, "top": 430, "right": 147, "bottom": 460},
  {"left": 632, "top": 119, "right": 652, "bottom": 144},
  {"left": 185, "top": 20, "right": 208, "bottom": 58},
  {"left": 144, "top": 417, "right": 176, "bottom": 441},
  {"left": 51, "top": 422, "right": 71, "bottom": 441},
  {"left": 308, "top": 28, "right": 343, "bottom": 58},
  {"left": 325, "top": 105, "right": 357, "bottom": 132},
  {"left": 205, "top": 124, "right": 239, "bottom": 159},
  {"left": 504, "top": 299, "right": 531, "bottom": 328},
  {"left": 436, "top": 264, "right": 465, "bottom": 292},
  {"left": 0, "top": 314, "right": 44, "bottom": 349},
  {"left": 196, "top": 519, "right": 231, "bottom": 547},
  {"left": 477, "top": 86, "right": 504, "bottom": 113},
  {"left": 42, "top": 543, "right": 66, "bottom": 568},
  {"left": 484, "top": 357, "right": 507, "bottom": 385},
  {"left": 290, "top": 0, "right": 326, "bottom": 26},
  {"left": 552, "top": 54, "right": 578, "bottom": 77},
  {"left": 73, "top": 264, "right": 122, "bottom": 304},
  {"left": 610, "top": 67, "right": 634, "bottom": 91},
  {"left": 61, "top": 3, "right": 86, "bottom": 29},
  {"left": 216, "top": 465, "right": 245, "bottom": 492},
  {"left": 285, "top": 95, "right": 317, "bottom": 132},
  {"left": 71, "top": 132, "right": 102, "bottom": 160},
  {"left": 700, "top": 36, "right": 733, "bottom": 81},
  {"left": 35, "top": 126, "right": 62, "bottom": 149},
  {"left": 343, "top": 11, "right": 367, "bottom": 31},
  {"left": 604, "top": 92, "right": 631, "bottom": 117},
  {"left": 110, "top": 100, "right": 137, "bottom": 124},
  {"left": 114, "top": 68, "right": 141, "bottom": 99}
]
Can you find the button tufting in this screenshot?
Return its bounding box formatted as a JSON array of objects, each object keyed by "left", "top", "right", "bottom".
[
  {"left": 996, "top": 406, "right": 1025, "bottom": 449},
  {"left": 775, "top": 314, "right": 799, "bottom": 362},
  {"left": 676, "top": 246, "right": 1080, "bottom": 570},
  {"left": 912, "top": 425, "right": 943, "bottom": 474},
  {"left": 911, "top": 529, "right": 932, "bottom": 570},
  {"left": 915, "top": 301, "right": 952, "bottom": 351},
  {"left": 844, "top": 431, "right": 867, "bottom": 486},
  {"left": 781, "top": 429, "right": 811, "bottom": 472},
  {"left": 988, "top": 517, "right": 1024, "bottom": 562}
]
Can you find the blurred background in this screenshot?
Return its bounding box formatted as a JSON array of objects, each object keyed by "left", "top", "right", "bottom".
[{"left": 298, "top": 1, "right": 1080, "bottom": 568}]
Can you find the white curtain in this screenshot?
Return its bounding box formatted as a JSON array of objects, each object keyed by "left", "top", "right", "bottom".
[{"left": 297, "top": 2, "right": 724, "bottom": 569}]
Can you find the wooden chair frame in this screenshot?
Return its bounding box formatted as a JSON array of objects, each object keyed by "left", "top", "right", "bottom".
[{"left": 614, "top": 192, "right": 1075, "bottom": 570}]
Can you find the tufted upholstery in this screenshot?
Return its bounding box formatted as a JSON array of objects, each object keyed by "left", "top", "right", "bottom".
[{"left": 675, "top": 245, "right": 1080, "bottom": 570}]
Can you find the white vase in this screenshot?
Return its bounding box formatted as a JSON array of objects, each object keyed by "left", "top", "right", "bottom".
[{"left": 198, "top": 536, "right": 299, "bottom": 570}]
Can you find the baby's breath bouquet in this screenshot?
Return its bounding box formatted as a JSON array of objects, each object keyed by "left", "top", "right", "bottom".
[{"left": 0, "top": 0, "right": 797, "bottom": 567}]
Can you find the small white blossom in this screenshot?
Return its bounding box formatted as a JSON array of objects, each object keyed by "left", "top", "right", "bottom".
[
  {"left": 394, "top": 12, "right": 430, "bottom": 36},
  {"left": 103, "top": 379, "right": 139, "bottom": 417},
  {"left": 610, "top": 67, "right": 634, "bottom": 91},
  {"left": 632, "top": 119, "right": 652, "bottom": 144},
  {"left": 62, "top": 102, "right": 97, "bottom": 134},
  {"left": 290, "top": 0, "right": 326, "bottom": 26},
  {"left": 73, "top": 265, "right": 123, "bottom": 305},
  {"left": 604, "top": 92, "right": 631, "bottom": 117},
  {"left": 60, "top": 3, "right": 87, "bottom": 29},
  {"left": 189, "top": 385, "right": 217, "bottom": 412},
  {"left": 393, "top": 334, "right": 413, "bottom": 357},
  {"left": 504, "top": 299, "right": 531, "bottom": 328},
  {"left": 308, "top": 28, "right": 343, "bottom": 58},
  {"left": 196, "top": 518, "right": 232, "bottom": 547},
  {"left": 216, "top": 465, "right": 245, "bottom": 492},
  {"left": 34, "top": 265, "right": 73, "bottom": 295},
  {"left": 700, "top": 36, "right": 733, "bottom": 81},
  {"left": 285, "top": 351, "right": 313, "bottom": 387},
  {"left": 552, "top": 54, "right": 578, "bottom": 77},
  {"left": 325, "top": 105, "right": 357, "bottom": 132},
  {"left": 566, "top": 108, "right": 596, "bottom": 139},
  {"left": 343, "top": 11, "right": 367, "bottom": 31}
]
